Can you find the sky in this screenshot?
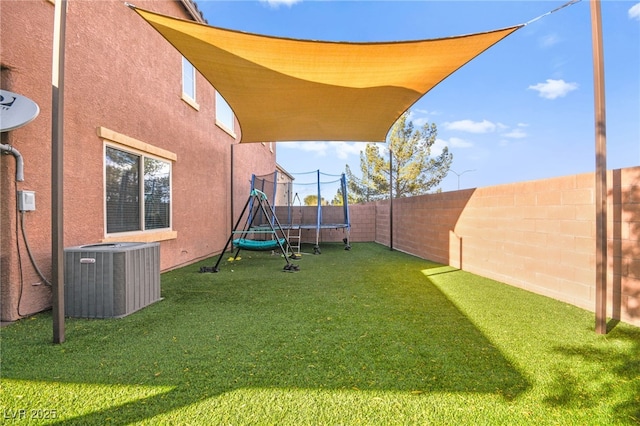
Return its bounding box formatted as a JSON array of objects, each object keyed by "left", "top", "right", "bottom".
[{"left": 196, "top": 0, "right": 640, "bottom": 193}]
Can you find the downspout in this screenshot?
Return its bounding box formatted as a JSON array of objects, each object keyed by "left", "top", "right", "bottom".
[{"left": 0, "top": 143, "right": 25, "bottom": 181}]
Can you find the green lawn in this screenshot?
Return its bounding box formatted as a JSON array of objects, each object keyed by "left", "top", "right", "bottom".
[{"left": 1, "top": 242, "right": 638, "bottom": 425}]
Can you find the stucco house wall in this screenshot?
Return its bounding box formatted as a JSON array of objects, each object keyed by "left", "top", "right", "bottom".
[{"left": 0, "top": 0, "right": 275, "bottom": 321}]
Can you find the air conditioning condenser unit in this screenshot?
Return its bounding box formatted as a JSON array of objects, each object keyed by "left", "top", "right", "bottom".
[{"left": 64, "top": 242, "right": 161, "bottom": 318}]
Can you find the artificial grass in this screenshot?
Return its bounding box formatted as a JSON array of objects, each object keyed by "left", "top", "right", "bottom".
[{"left": 1, "top": 242, "right": 638, "bottom": 425}]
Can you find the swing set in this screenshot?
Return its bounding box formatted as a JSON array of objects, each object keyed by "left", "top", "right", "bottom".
[{"left": 200, "top": 189, "right": 300, "bottom": 273}]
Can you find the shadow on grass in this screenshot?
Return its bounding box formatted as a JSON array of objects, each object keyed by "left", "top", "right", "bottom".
[
  {"left": 423, "top": 262, "right": 640, "bottom": 426},
  {"left": 1, "top": 243, "right": 529, "bottom": 424},
  {"left": 544, "top": 326, "right": 640, "bottom": 424}
]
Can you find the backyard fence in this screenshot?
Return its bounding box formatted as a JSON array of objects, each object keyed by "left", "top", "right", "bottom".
[{"left": 338, "top": 166, "right": 639, "bottom": 328}]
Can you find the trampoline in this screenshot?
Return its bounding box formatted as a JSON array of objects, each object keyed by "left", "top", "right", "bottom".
[{"left": 252, "top": 170, "right": 351, "bottom": 254}]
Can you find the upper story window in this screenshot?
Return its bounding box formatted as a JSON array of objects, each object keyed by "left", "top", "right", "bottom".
[
  {"left": 215, "top": 91, "right": 235, "bottom": 136},
  {"left": 182, "top": 57, "right": 199, "bottom": 109}
]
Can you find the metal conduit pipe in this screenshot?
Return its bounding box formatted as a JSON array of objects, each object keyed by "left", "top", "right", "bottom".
[{"left": 0, "top": 143, "right": 25, "bottom": 181}]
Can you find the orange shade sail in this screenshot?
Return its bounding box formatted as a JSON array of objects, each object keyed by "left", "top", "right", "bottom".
[{"left": 130, "top": 6, "right": 522, "bottom": 143}]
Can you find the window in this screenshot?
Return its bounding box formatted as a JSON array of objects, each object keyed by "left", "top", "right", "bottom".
[
  {"left": 215, "top": 91, "right": 235, "bottom": 135},
  {"left": 105, "top": 146, "right": 171, "bottom": 234},
  {"left": 182, "top": 56, "right": 197, "bottom": 105}
]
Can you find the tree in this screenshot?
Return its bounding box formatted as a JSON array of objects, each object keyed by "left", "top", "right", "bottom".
[
  {"left": 330, "top": 185, "right": 358, "bottom": 206},
  {"left": 304, "top": 194, "right": 328, "bottom": 206},
  {"left": 346, "top": 112, "right": 452, "bottom": 201},
  {"left": 331, "top": 189, "right": 343, "bottom": 206},
  {"left": 345, "top": 143, "right": 389, "bottom": 203}
]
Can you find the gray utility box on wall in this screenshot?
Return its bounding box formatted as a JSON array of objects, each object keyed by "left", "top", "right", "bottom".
[{"left": 64, "top": 242, "right": 161, "bottom": 318}]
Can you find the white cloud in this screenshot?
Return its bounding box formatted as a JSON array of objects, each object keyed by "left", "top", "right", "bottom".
[
  {"left": 497, "top": 122, "right": 529, "bottom": 146},
  {"left": 407, "top": 109, "right": 436, "bottom": 127},
  {"left": 503, "top": 128, "right": 527, "bottom": 139},
  {"left": 260, "top": 0, "right": 301, "bottom": 7},
  {"left": 539, "top": 33, "right": 560, "bottom": 48},
  {"left": 443, "top": 119, "right": 496, "bottom": 134},
  {"left": 412, "top": 117, "right": 429, "bottom": 127},
  {"left": 449, "top": 137, "right": 473, "bottom": 148},
  {"left": 431, "top": 138, "right": 448, "bottom": 156},
  {"left": 429, "top": 137, "right": 472, "bottom": 156},
  {"left": 403, "top": 108, "right": 442, "bottom": 127},
  {"left": 278, "top": 141, "right": 362, "bottom": 160},
  {"left": 629, "top": 3, "right": 640, "bottom": 21},
  {"left": 414, "top": 108, "right": 439, "bottom": 116},
  {"left": 333, "top": 142, "right": 363, "bottom": 160},
  {"left": 413, "top": 117, "right": 429, "bottom": 129},
  {"left": 528, "top": 79, "right": 578, "bottom": 99},
  {"left": 280, "top": 141, "right": 328, "bottom": 156}
]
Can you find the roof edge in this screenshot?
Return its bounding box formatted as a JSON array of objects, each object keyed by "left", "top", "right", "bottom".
[{"left": 179, "top": 0, "right": 206, "bottom": 24}]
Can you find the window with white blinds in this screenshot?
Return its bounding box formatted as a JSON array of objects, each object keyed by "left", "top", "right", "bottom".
[{"left": 105, "top": 146, "right": 171, "bottom": 234}]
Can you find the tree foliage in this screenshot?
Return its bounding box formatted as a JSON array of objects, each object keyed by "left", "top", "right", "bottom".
[
  {"left": 346, "top": 112, "right": 452, "bottom": 202},
  {"left": 304, "top": 194, "right": 329, "bottom": 206},
  {"left": 330, "top": 185, "right": 358, "bottom": 206}
]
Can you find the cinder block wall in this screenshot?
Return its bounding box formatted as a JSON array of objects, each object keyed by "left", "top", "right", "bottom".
[
  {"left": 348, "top": 166, "right": 640, "bottom": 328},
  {"left": 273, "top": 205, "right": 357, "bottom": 245},
  {"left": 349, "top": 204, "right": 376, "bottom": 242},
  {"left": 609, "top": 168, "right": 640, "bottom": 326}
]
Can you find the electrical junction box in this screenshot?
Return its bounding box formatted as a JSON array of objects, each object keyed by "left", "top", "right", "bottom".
[{"left": 17, "top": 190, "right": 35, "bottom": 211}]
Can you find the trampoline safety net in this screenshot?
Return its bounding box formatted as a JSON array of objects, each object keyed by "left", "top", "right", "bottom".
[{"left": 251, "top": 170, "right": 351, "bottom": 251}]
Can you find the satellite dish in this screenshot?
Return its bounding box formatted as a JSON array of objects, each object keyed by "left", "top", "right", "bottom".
[{"left": 0, "top": 89, "right": 40, "bottom": 132}]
